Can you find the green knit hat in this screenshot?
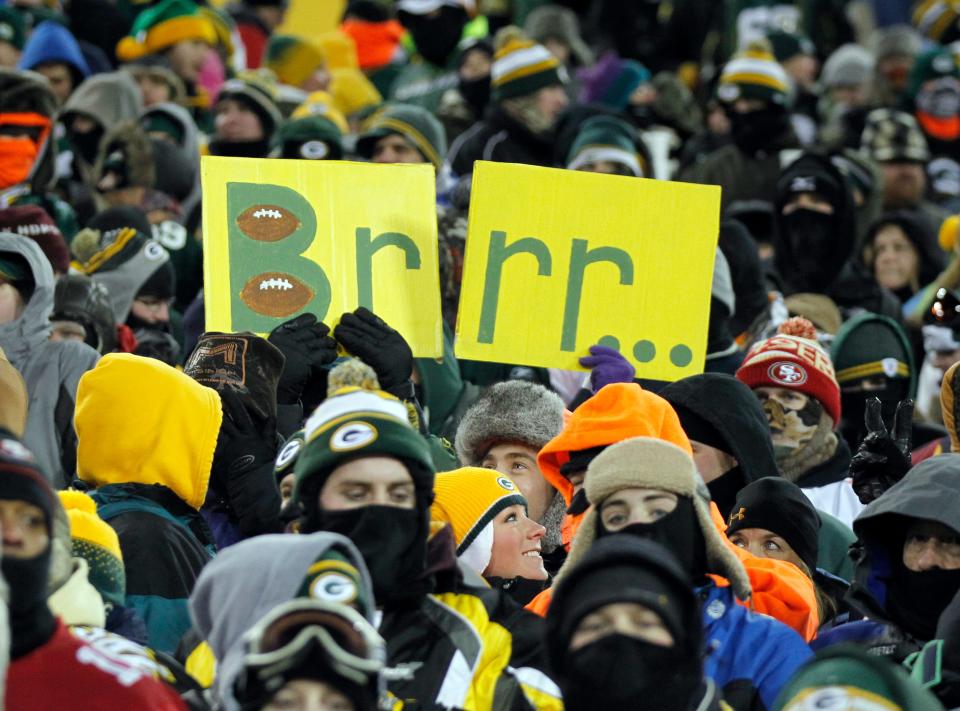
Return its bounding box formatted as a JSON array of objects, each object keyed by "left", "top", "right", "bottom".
[
  {"left": 292, "top": 384, "right": 435, "bottom": 507},
  {"left": 831, "top": 312, "right": 916, "bottom": 396},
  {"left": 566, "top": 115, "right": 644, "bottom": 177},
  {"left": 766, "top": 30, "right": 815, "bottom": 63},
  {"left": 355, "top": 103, "right": 447, "bottom": 169},
  {"left": 217, "top": 73, "right": 283, "bottom": 139},
  {"left": 773, "top": 644, "right": 944, "bottom": 710},
  {"left": 116, "top": 0, "right": 216, "bottom": 62},
  {"left": 718, "top": 39, "right": 792, "bottom": 108},
  {"left": 0, "top": 7, "right": 25, "bottom": 51},
  {"left": 58, "top": 490, "right": 126, "bottom": 607},
  {"left": 906, "top": 47, "right": 960, "bottom": 105},
  {"left": 491, "top": 26, "right": 565, "bottom": 101},
  {"left": 273, "top": 115, "right": 343, "bottom": 160}
]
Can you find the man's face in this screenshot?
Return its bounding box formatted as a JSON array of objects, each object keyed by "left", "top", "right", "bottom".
[
  {"left": 371, "top": 134, "right": 424, "bottom": 164},
  {"left": 881, "top": 161, "right": 926, "bottom": 209},
  {"left": 0, "top": 499, "right": 49, "bottom": 559},
  {"left": 49, "top": 319, "right": 88, "bottom": 343},
  {"left": 783, "top": 54, "right": 819, "bottom": 91},
  {"left": 130, "top": 295, "right": 172, "bottom": 325},
  {"left": 690, "top": 440, "right": 737, "bottom": 484},
  {"left": 534, "top": 85, "right": 568, "bottom": 125},
  {"left": 318, "top": 456, "right": 415, "bottom": 511},
  {"left": 782, "top": 191, "right": 835, "bottom": 217},
  {"left": 755, "top": 386, "right": 821, "bottom": 452},
  {"left": 215, "top": 99, "right": 264, "bottom": 142},
  {"left": 903, "top": 519, "right": 960, "bottom": 571},
  {"left": 829, "top": 84, "right": 868, "bottom": 108},
  {"left": 459, "top": 48, "right": 491, "bottom": 82},
  {"left": 0, "top": 278, "right": 24, "bottom": 324},
  {"left": 481, "top": 443, "right": 555, "bottom": 522},
  {"left": 135, "top": 73, "right": 173, "bottom": 108},
  {"left": 878, "top": 54, "right": 914, "bottom": 93},
  {"left": 932, "top": 348, "right": 960, "bottom": 372},
  {"left": 34, "top": 62, "right": 74, "bottom": 103},
  {"left": 165, "top": 39, "right": 209, "bottom": 82}
]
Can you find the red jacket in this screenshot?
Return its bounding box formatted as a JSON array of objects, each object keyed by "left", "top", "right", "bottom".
[{"left": 7, "top": 621, "right": 187, "bottom": 710}]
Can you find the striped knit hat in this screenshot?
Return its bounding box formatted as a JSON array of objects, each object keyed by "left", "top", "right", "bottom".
[
  {"left": 430, "top": 467, "right": 527, "bottom": 575},
  {"left": 116, "top": 0, "right": 216, "bottom": 62},
  {"left": 491, "top": 26, "right": 566, "bottom": 101},
  {"left": 355, "top": 103, "right": 447, "bottom": 169},
  {"left": 717, "top": 40, "right": 791, "bottom": 108},
  {"left": 861, "top": 108, "right": 931, "bottom": 163},
  {"left": 58, "top": 490, "right": 125, "bottom": 606},
  {"left": 913, "top": 0, "right": 960, "bottom": 43}
]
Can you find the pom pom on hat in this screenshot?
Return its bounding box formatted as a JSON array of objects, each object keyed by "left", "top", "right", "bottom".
[
  {"left": 326, "top": 358, "right": 380, "bottom": 396},
  {"left": 777, "top": 316, "right": 818, "bottom": 340},
  {"left": 940, "top": 214, "right": 960, "bottom": 252}
]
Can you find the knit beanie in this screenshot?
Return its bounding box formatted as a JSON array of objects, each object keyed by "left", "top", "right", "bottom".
[
  {"left": 71, "top": 217, "right": 172, "bottom": 322},
  {"left": 831, "top": 313, "right": 915, "bottom": 394},
  {"left": 274, "top": 115, "right": 344, "bottom": 160},
  {"left": 455, "top": 380, "right": 565, "bottom": 466},
  {"left": 913, "top": 0, "right": 960, "bottom": 43},
  {"left": 265, "top": 35, "right": 326, "bottom": 88},
  {"left": 0, "top": 432, "right": 55, "bottom": 532},
  {"left": 291, "top": 91, "right": 349, "bottom": 133},
  {"left": 524, "top": 4, "right": 593, "bottom": 67},
  {"left": 906, "top": 46, "right": 960, "bottom": 103},
  {"left": 0, "top": 205, "right": 69, "bottom": 274},
  {"left": 726, "top": 477, "right": 820, "bottom": 573},
  {"left": 355, "top": 103, "right": 447, "bottom": 169},
  {"left": 116, "top": 0, "right": 216, "bottom": 62},
  {"left": 576, "top": 51, "right": 650, "bottom": 110},
  {"left": 0, "top": 8, "right": 25, "bottom": 51},
  {"left": 821, "top": 44, "right": 875, "bottom": 89},
  {"left": 546, "top": 535, "right": 700, "bottom": 674},
  {"left": 328, "top": 67, "right": 382, "bottom": 118},
  {"left": 861, "top": 108, "right": 931, "bottom": 163},
  {"left": 871, "top": 24, "right": 922, "bottom": 61},
  {"left": 772, "top": 644, "right": 944, "bottom": 711},
  {"left": 766, "top": 30, "right": 816, "bottom": 63},
  {"left": 51, "top": 275, "right": 117, "bottom": 355},
  {"left": 717, "top": 40, "right": 791, "bottom": 108},
  {"left": 217, "top": 74, "right": 283, "bottom": 139},
  {"left": 491, "top": 26, "right": 565, "bottom": 102},
  {"left": 0, "top": 347, "right": 26, "bottom": 438},
  {"left": 292, "top": 378, "right": 435, "bottom": 512},
  {"left": 556, "top": 436, "right": 752, "bottom": 600},
  {"left": 736, "top": 333, "right": 842, "bottom": 425},
  {"left": 184, "top": 332, "right": 286, "bottom": 423},
  {"left": 566, "top": 115, "right": 643, "bottom": 176},
  {"left": 430, "top": 467, "right": 527, "bottom": 574},
  {"left": 57, "top": 490, "right": 125, "bottom": 607}
]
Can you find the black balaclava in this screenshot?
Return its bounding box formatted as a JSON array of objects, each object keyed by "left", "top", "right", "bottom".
[
  {"left": 598, "top": 497, "right": 708, "bottom": 584},
  {"left": 774, "top": 152, "right": 857, "bottom": 294},
  {"left": 726, "top": 476, "right": 821, "bottom": 573},
  {"left": 401, "top": 6, "right": 468, "bottom": 67},
  {"left": 886, "top": 525, "right": 960, "bottom": 642},
  {"left": 547, "top": 536, "right": 704, "bottom": 711},
  {"left": 727, "top": 104, "right": 791, "bottom": 156},
  {"left": 299, "top": 458, "right": 434, "bottom": 609},
  {"left": 0, "top": 430, "right": 58, "bottom": 659},
  {"left": 458, "top": 39, "right": 493, "bottom": 116},
  {"left": 561, "top": 445, "right": 607, "bottom": 516},
  {"left": 67, "top": 121, "right": 104, "bottom": 165}
]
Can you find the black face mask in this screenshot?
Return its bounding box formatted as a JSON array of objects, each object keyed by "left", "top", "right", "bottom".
[
  {"left": 563, "top": 634, "right": 700, "bottom": 711},
  {"left": 780, "top": 207, "right": 839, "bottom": 290},
  {"left": 887, "top": 564, "right": 960, "bottom": 641},
  {"left": 309, "top": 505, "right": 429, "bottom": 608},
  {"left": 707, "top": 468, "right": 746, "bottom": 520},
  {"left": 728, "top": 106, "right": 790, "bottom": 156},
  {"left": 567, "top": 488, "right": 590, "bottom": 516},
  {"left": 406, "top": 7, "right": 467, "bottom": 66},
  {"left": 69, "top": 126, "right": 104, "bottom": 165},
  {"left": 208, "top": 138, "right": 272, "bottom": 159},
  {"left": 3, "top": 545, "right": 57, "bottom": 658},
  {"left": 600, "top": 498, "right": 708, "bottom": 583},
  {"left": 459, "top": 75, "right": 491, "bottom": 116}
]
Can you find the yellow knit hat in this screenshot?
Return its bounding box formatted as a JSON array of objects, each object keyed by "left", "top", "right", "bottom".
[
  {"left": 58, "top": 490, "right": 126, "bottom": 606},
  {"left": 317, "top": 30, "right": 359, "bottom": 70},
  {"left": 431, "top": 467, "right": 526, "bottom": 575},
  {"left": 292, "top": 91, "right": 349, "bottom": 133},
  {"left": 265, "top": 35, "right": 326, "bottom": 88},
  {"left": 328, "top": 67, "right": 382, "bottom": 118}
]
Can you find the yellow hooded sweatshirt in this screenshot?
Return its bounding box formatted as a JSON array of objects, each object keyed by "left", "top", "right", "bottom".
[{"left": 75, "top": 353, "right": 222, "bottom": 510}]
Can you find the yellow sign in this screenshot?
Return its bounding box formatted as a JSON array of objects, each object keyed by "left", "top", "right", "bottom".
[
  {"left": 455, "top": 161, "right": 721, "bottom": 380},
  {"left": 202, "top": 157, "right": 442, "bottom": 357}
]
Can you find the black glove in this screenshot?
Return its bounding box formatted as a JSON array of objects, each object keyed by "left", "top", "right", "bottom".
[
  {"left": 211, "top": 387, "right": 283, "bottom": 537},
  {"left": 334, "top": 307, "right": 414, "bottom": 396},
  {"left": 850, "top": 397, "right": 913, "bottom": 505},
  {"left": 268, "top": 313, "right": 338, "bottom": 405}
]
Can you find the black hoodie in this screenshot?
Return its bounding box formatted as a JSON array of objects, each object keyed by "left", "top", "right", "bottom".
[{"left": 660, "top": 373, "right": 778, "bottom": 517}]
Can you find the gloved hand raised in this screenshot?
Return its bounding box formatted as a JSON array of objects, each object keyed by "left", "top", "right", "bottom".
[
  {"left": 268, "top": 313, "right": 338, "bottom": 405},
  {"left": 334, "top": 307, "right": 413, "bottom": 397},
  {"left": 850, "top": 397, "right": 913, "bottom": 505},
  {"left": 579, "top": 345, "right": 636, "bottom": 393}
]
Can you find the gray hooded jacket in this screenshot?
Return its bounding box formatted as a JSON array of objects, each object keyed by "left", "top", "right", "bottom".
[
  {"left": 0, "top": 234, "right": 99, "bottom": 485},
  {"left": 188, "top": 532, "right": 374, "bottom": 711}
]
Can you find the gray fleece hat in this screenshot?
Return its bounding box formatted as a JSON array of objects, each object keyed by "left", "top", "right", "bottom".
[
  {"left": 455, "top": 380, "right": 566, "bottom": 466},
  {"left": 189, "top": 532, "right": 374, "bottom": 711}
]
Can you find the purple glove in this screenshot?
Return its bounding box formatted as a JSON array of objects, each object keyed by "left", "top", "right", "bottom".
[{"left": 579, "top": 345, "right": 636, "bottom": 393}]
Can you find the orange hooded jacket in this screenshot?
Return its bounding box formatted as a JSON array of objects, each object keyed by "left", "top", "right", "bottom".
[{"left": 537, "top": 383, "right": 693, "bottom": 549}]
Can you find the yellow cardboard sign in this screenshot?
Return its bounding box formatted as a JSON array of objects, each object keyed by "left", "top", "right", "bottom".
[
  {"left": 455, "top": 161, "right": 721, "bottom": 380},
  {"left": 202, "top": 157, "right": 442, "bottom": 357}
]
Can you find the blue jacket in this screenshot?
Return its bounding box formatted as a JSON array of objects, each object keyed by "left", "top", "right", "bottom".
[
  {"left": 700, "top": 584, "right": 813, "bottom": 710},
  {"left": 19, "top": 21, "right": 90, "bottom": 78}
]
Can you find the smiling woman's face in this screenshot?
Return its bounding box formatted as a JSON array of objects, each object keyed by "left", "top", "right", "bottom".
[{"left": 484, "top": 503, "right": 548, "bottom": 581}]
